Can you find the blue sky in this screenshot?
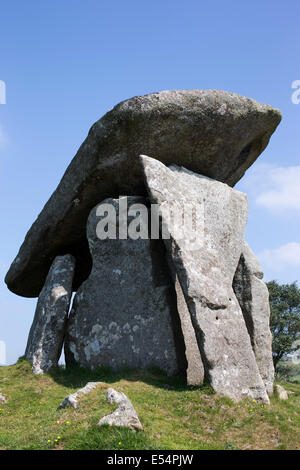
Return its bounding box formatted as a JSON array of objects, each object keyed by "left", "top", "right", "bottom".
[{"left": 0, "top": 0, "right": 299, "bottom": 365}]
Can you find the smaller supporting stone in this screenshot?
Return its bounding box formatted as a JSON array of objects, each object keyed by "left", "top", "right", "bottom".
[
  {"left": 233, "top": 242, "right": 275, "bottom": 396},
  {"left": 25, "top": 254, "right": 75, "bottom": 374},
  {"left": 166, "top": 254, "right": 205, "bottom": 385}
]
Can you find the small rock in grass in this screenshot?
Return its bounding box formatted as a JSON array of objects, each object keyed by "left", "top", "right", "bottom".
[
  {"left": 98, "top": 388, "right": 143, "bottom": 431},
  {"left": 0, "top": 393, "right": 7, "bottom": 403},
  {"left": 275, "top": 385, "right": 288, "bottom": 400},
  {"left": 58, "top": 382, "right": 104, "bottom": 409}
]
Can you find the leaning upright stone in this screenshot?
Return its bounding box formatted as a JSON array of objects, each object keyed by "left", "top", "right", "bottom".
[
  {"left": 233, "top": 242, "right": 274, "bottom": 395},
  {"left": 166, "top": 255, "right": 205, "bottom": 386},
  {"left": 25, "top": 255, "right": 75, "bottom": 374},
  {"left": 65, "top": 196, "right": 187, "bottom": 376},
  {"left": 140, "top": 155, "right": 269, "bottom": 403}
]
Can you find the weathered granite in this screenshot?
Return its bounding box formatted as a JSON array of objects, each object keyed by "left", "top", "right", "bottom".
[
  {"left": 233, "top": 242, "right": 274, "bottom": 395},
  {"left": 140, "top": 155, "right": 269, "bottom": 403},
  {"left": 58, "top": 382, "right": 105, "bottom": 409},
  {"left": 166, "top": 254, "right": 205, "bottom": 385},
  {"left": 64, "top": 196, "right": 187, "bottom": 376},
  {"left": 98, "top": 388, "right": 143, "bottom": 431},
  {"left": 25, "top": 255, "right": 75, "bottom": 374},
  {"left": 5, "top": 90, "right": 281, "bottom": 297},
  {"left": 275, "top": 384, "right": 288, "bottom": 400}
]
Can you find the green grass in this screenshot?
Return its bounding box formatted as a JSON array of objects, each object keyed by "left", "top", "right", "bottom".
[{"left": 0, "top": 358, "right": 300, "bottom": 450}]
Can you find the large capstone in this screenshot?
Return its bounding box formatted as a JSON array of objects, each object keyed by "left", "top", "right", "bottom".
[
  {"left": 140, "top": 155, "right": 269, "bottom": 403},
  {"left": 233, "top": 242, "right": 274, "bottom": 395},
  {"left": 5, "top": 90, "right": 281, "bottom": 297},
  {"left": 64, "top": 196, "right": 187, "bottom": 376},
  {"left": 25, "top": 254, "right": 75, "bottom": 374}
]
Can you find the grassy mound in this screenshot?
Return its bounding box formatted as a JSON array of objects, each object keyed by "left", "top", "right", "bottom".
[{"left": 0, "top": 358, "right": 299, "bottom": 450}]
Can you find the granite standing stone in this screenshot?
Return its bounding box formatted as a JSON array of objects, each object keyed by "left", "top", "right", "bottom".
[
  {"left": 25, "top": 254, "right": 75, "bottom": 374},
  {"left": 233, "top": 242, "right": 274, "bottom": 395},
  {"left": 166, "top": 255, "right": 205, "bottom": 385},
  {"left": 140, "top": 155, "right": 269, "bottom": 403}
]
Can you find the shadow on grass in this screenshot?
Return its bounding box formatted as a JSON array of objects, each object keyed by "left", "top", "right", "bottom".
[
  {"left": 48, "top": 362, "right": 214, "bottom": 394},
  {"left": 12, "top": 356, "right": 214, "bottom": 396}
]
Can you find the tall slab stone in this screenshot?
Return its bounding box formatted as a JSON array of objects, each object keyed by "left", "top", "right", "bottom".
[
  {"left": 65, "top": 196, "right": 187, "bottom": 376},
  {"left": 233, "top": 242, "right": 274, "bottom": 395},
  {"left": 166, "top": 255, "right": 205, "bottom": 386},
  {"left": 25, "top": 254, "right": 75, "bottom": 374},
  {"left": 140, "top": 155, "right": 269, "bottom": 403}
]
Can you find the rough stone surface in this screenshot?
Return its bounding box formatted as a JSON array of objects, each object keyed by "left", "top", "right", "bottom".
[
  {"left": 0, "top": 393, "right": 7, "bottom": 403},
  {"left": 140, "top": 155, "right": 269, "bottom": 403},
  {"left": 276, "top": 384, "right": 288, "bottom": 400},
  {"left": 233, "top": 242, "right": 274, "bottom": 395},
  {"left": 25, "top": 255, "right": 75, "bottom": 374},
  {"left": 5, "top": 90, "right": 281, "bottom": 297},
  {"left": 64, "top": 196, "right": 187, "bottom": 376},
  {"left": 58, "top": 382, "right": 104, "bottom": 409},
  {"left": 98, "top": 387, "right": 143, "bottom": 431},
  {"left": 166, "top": 255, "right": 205, "bottom": 386}
]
